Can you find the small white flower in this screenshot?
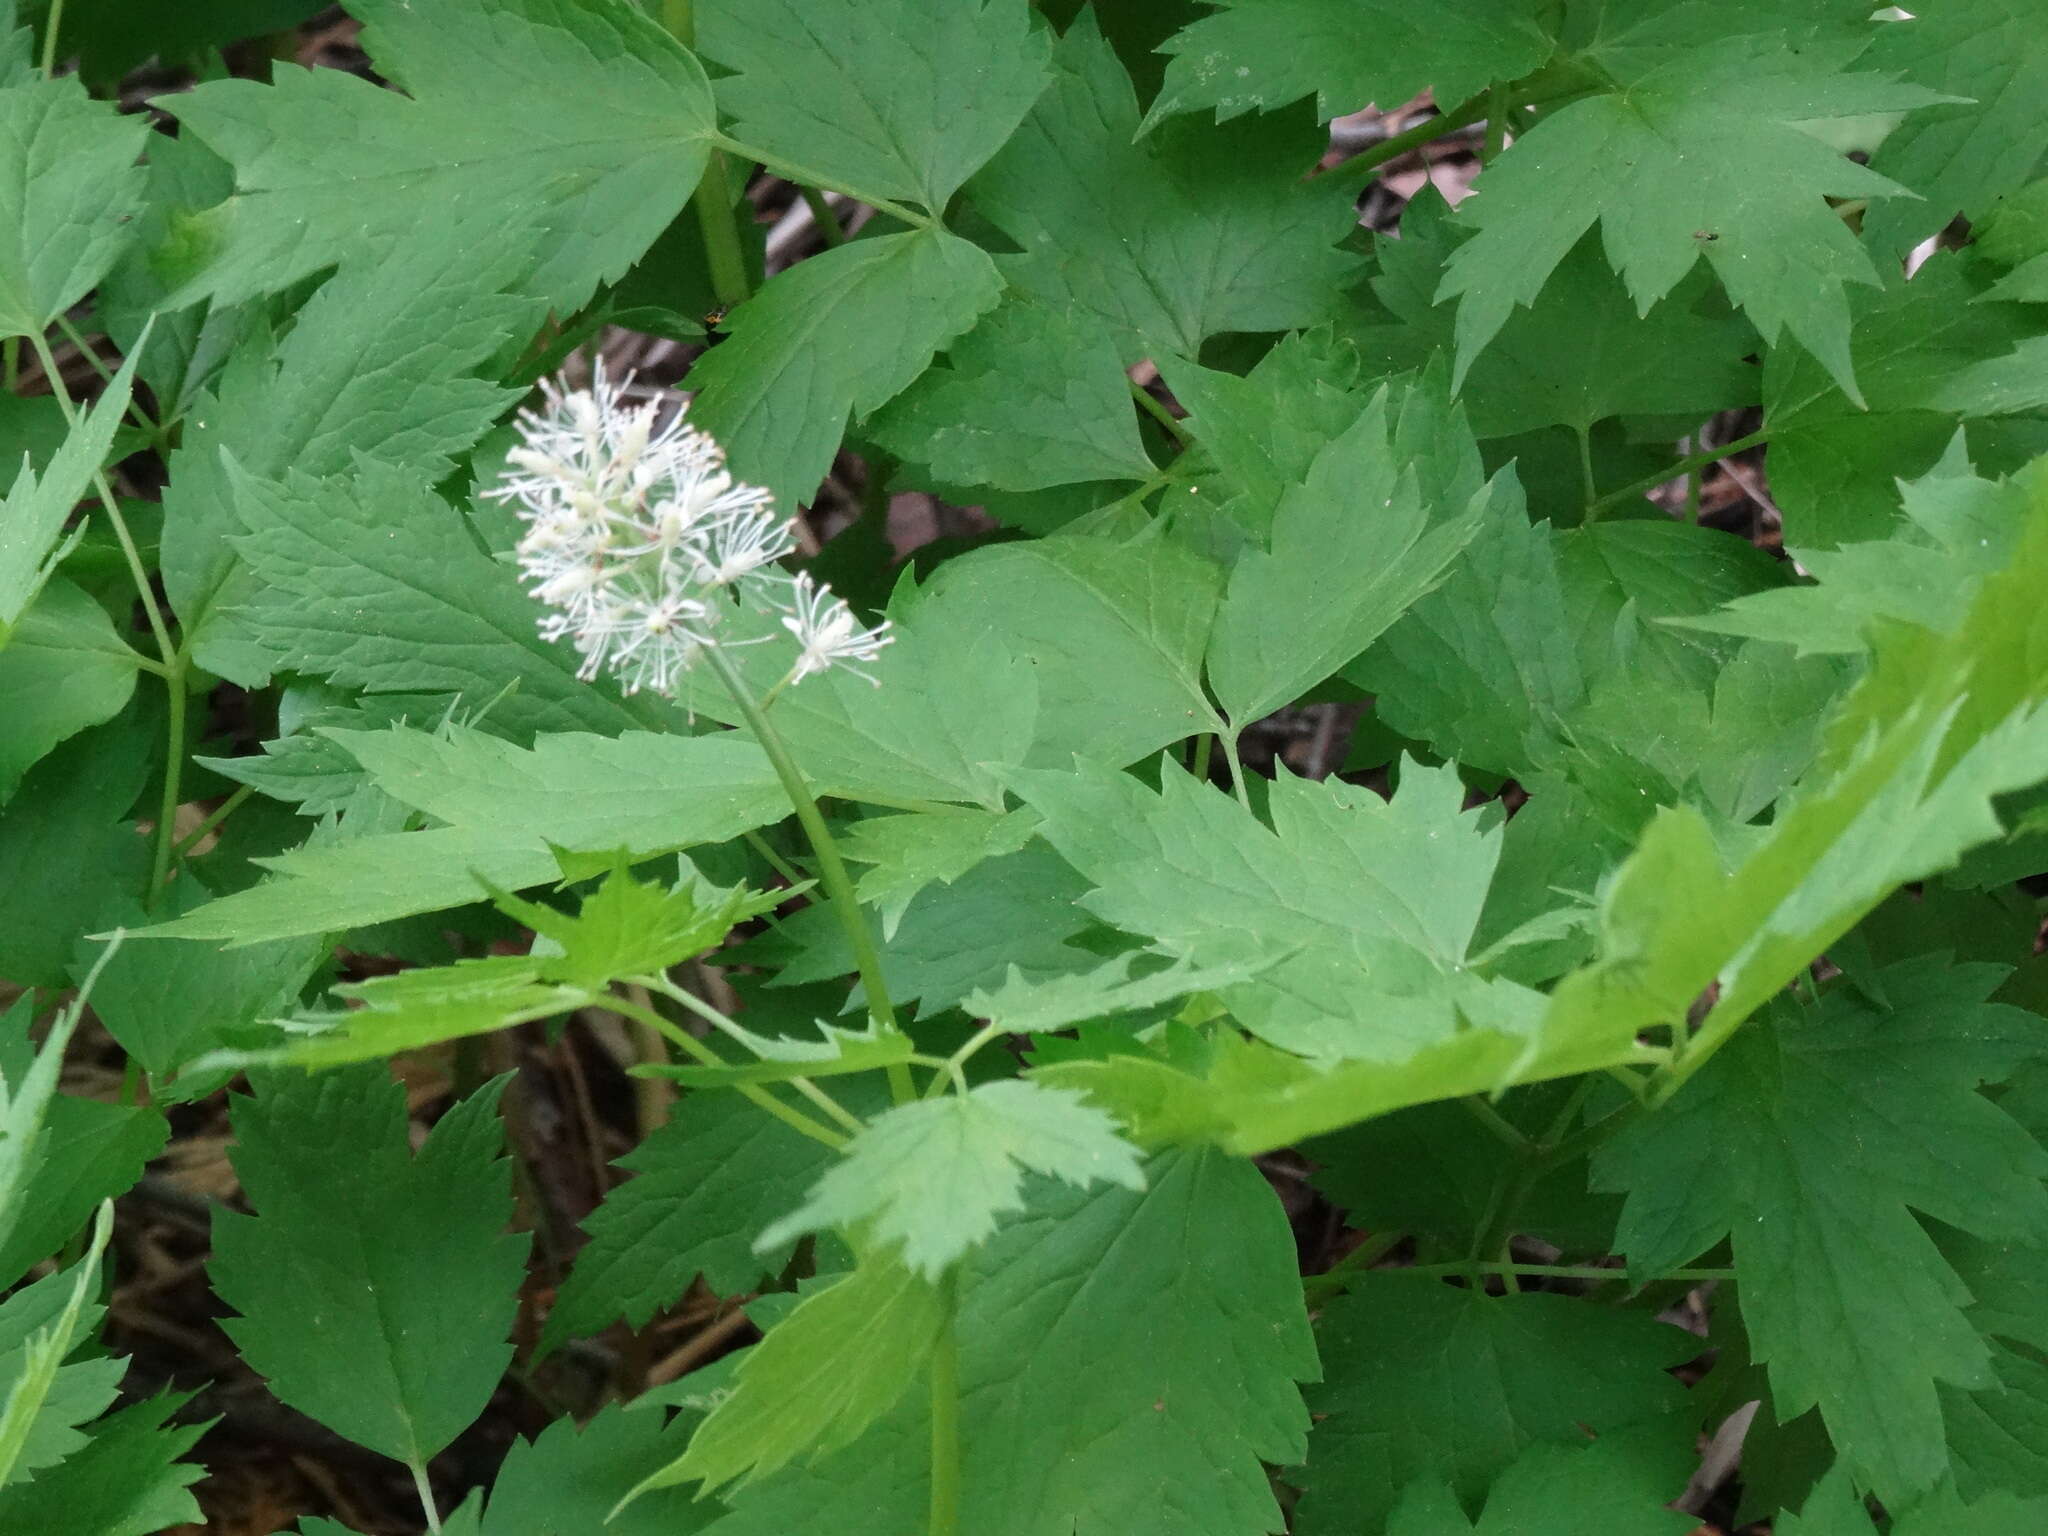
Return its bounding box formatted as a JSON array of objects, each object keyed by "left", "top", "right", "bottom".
[
  {"left": 493, "top": 364, "right": 893, "bottom": 698},
  {"left": 780, "top": 571, "right": 893, "bottom": 685}
]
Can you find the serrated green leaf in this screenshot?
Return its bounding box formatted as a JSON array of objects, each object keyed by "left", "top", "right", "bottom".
[
  {"left": 1759, "top": 253, "right": 2048, "bottom": 551},
  {"left": 759, "top": 1080, "right": 1144, "bottom": 1277},
  {"left": 699, "top": 0, "right": 1049, "bottom": 212},
  {"left": 0, "top": 1089, "right": 164, "bottom": 1286},
  {"left": 639, "top": 1258, "right": 946, "bottom": 1498},
  {"left": 211, "top": 1068, "right": 528, "bottom": 1464},
  {"left": 139, "top": 725, "right": 784, "bottom": 945},
  {"left": 0, "top": 345, "right": 141, "bottom": 637},
  {"left": 0, "top": 1389, "right": 205, "bottom": 1536},
  {"left": 1017, "top": 756, "right": 1518, "bottom": 1061},
  {"left": 159, "top": 210, "right": 541, "bottom": 673},
  {"left": 965, "top": 951, "right": 1262, "bottom": 1035},
  {"left": 1595, "top": 958, "right": 2048, "bottom": 1499},
  {"left": 0, "top": 77, "right": 147, "bottom": 337},
  {"left": 161, "top": 0, "right": 714, "bottom": 309},
  {"left": 0, "top": 580, "right": 139, "bottom": 797},
  {"left": 843, "top": 807, "right": 1040, "bottom": 938},
  {"left": 0, "top": 1203, "right": 116, "bottom": 1490},
  {"left": 478, "top": 1401, "right": 714, "bottom": 1536},
  {"left": 1152, "top": 0, "right": 1551, "bottom": 126},
  {"left": 539, "top": 1089, "right": 847, "bottom": 1355},
  {"left": 1205, "top": 378, "right": 1494, "bottom": 726},
  {"left": 969, "top": 12, "right": 1360, "bottom": 361},
  {"left": 1440, "top": 21, "right": 1946, "bottom": 399},
  {"left": 687, "top": 228, "right": 1001, "bottom": 511},
  {"left": 490, "top": 862, "right": 779, "bottom": 992},
  {"left": 917, "top": 531, "right": 1223, "bottom": 765},
  {"left": 868, "top": 295, "right": 1156, "bottom": 491},
  {"left": 1295, "top": 1274, "right": 1699, "bottom": 1533},
  {"left": 701, "top": 1149, "right": 1314, "bottom": 1536},
  {"left": 1863, "top": 1, "right": 2048, "bottom": 254},
  {"left": 1381, "top": 1426, "right": 1699, "bottom": 1536}
]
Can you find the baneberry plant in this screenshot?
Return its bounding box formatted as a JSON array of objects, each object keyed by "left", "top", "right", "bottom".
[{"left": 4, "top": 0, "right": 2048, "bottom": 1532}]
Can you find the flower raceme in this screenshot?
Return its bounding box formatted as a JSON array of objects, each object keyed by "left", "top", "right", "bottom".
[{"left": 490, "top": 367, "right": 892, "bottom": 696}]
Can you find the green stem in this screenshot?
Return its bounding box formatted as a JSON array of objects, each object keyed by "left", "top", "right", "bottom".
[
  {"left": 51, "top": 312, "right": 164, "bottom": 439},
  {"left": 40, "top": 0, "right": 64, "bottom": 76},
  {"left": 712, "top": 132, "right": 936, "bottom": 231},
  {"left": 799, "top": 185, "right": 849, "bottom": 246},
  {"left": 28, "top": 328, "right": 189, "bottom": 903},
  {"left": 1332, "top": 92, "right": 1492, "bottom": 180},
  {"left": 1574, "top": 425, "right": 1597, "bottom": 512},
  {"left": 694, "top": 152, "right": 753, "bottom": 310},
  {"left": 658, "top": 0, "right": 752, "bottom": 310},
  {"left": 642, "top": 973, "right": 867, "bottom": 1133},
  {"left": 168, "top": 785, "right": 253, "bottom": 861},
  {"left": 3, "top": 337, "right": 17, "bottom": 393},
  {"left": 409, "top": 1459, "right": 442, "bottom": 1536},
  {"left": 1585, "top": 427, "right": 1771, "bottom": 519},
  {"left": 1222, "top": 731, "right": 1253, "bottom": 811},
  {"left": 742, "top": 827, "right": 807, "bottom": 887},
  {"left": 1482, "top": 81, "right": 1509, "bottom": 164},
  {"left": 924, "top": 1019, "right": 1005, "bottom": 1098},
  {"left": 705, "top": 646, "right": 911, "bottom": 1102},
  {"left": 1460, "top": 1094, "right": 1532, "bottom": 1154},
  {"left": 1128, "top": 380, "right": 1191, "bottom": 448},
  {"left": 927, "top": 1270, "right": 962, "bottom": 1536},
  {"left": 608, "top": 994, "right": 848, "bottom": 1149},
  {"left": 1303, "top": 1229, "right": 1406, "bottom": 1302}
]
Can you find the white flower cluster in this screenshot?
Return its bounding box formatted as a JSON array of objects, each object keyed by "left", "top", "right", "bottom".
[{"left": 490, "top": 366, "right": 891, "bottom": 697}]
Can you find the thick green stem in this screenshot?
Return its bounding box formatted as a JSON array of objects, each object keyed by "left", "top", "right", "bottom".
[
  {"left": 658, "top": 0, "right": 753, "bottom": 310},
  {"left": 1460, "top": 1094, "right": 1531, "bottom": 1154},
  {"left": 1128, "top": 380, "right": 1191, "bottom": 448},
  {"left": 1405, "top": 1261, "right": 1736, "bottom": 1284},
  {"left": 1586, "top": 427, "right": 1771, "bottom": 519},
  {"left": 409, "top": 1459, "right": 443, "bottom": 1536},
  {"left": 1482, "top": 81, "right": 1509, "bottom": 164},
  {"left": 927, "top": 1270, "right": 962, "bottom": 1536},
  {"left": 40, "top": 0, "right": 64, "bottom": 76},
  {"left": 1303, "top": 1229, "right": 1407, "bottom": 1303},
  {"left": 703, "top": 646, "right": 912, "bottom": 1103},
  {"left": 1573, "top": 425, "right": 1597, "bottom": 512}
]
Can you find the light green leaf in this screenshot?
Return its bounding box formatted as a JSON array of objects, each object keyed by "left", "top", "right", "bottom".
[
  {"left": 0, "top": 77, "right": 147, "bottom": 337},
  {"left": 760, "top": 1079, "right": 1145, "bottom": 1277},
  {"left": 0, "top": 1203, "right": 116, "bottom": 1490},
  {"left": 699, "top": 0, "right": 1049, "bottom": 212},
  {"left": 224, "top": 463, "right": 671, "bottom": 741},
  {"left": 969, "top": 12, "right": 1361, "bottom": 361},
  {"left": 0, "top": 580, "right": 139, "bottom": 798},
  {"left": 1144, "top": 0, "right": 1552, "bottom": 127},
  {"left": 158, "top": 210, "right": 538, "bottom": 668},
  {"left": 1596, "top": 958, "right": 2048, "bottom": 1501},
  {"left": 964, "top": 951, "right": 1263, "bottom": 1035},
  {"left": 844, "top": 807, "right": 1040, "bottom": 938},
  {"left": 211, "top": 1068, "right": 528, "bottom": 1465},
  {"left": 687, "top": 228, "right": 1002, "bottom": 511},
  {"left": 918, "top": 530, "right": 1223, "bottom": 765},
  {"left": 143, "top": 724, "right": 784, "bottom": 946},
  {"left": 161, "top": 0, "right": 715, "bottom": 309},
  {"left": 639, "top": 1259, "right": 946, "bottom": 1498},
  {"left": 868, "top": 295, "right": 1156, "bottom": 491},
  {"left": 487, "top": 862, "right": 779, "bottom": 992},
  {"left": 1205, "top": 379, "right": 1494, "bottom": 726},
  {"left": 0, "top": 346, "right": 141, "bottom": 636},
  {"left": 1017, "top": 756, "right": 1515, "bottom": 1061}
]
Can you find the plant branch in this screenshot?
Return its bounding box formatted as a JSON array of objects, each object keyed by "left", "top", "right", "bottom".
[
  {"left": 712, "top": 132, "right": 936, "bottom": 231},
  {"left": 607, "top": 993, "right": 848, "bottom": 1149},
  {"left": 704, "top": 645, "right": 912, "bottom": 1103},
  {"left": 1586, "top": 427, "right": 1771, "bottom": 519},
  {"left": 928, "top": 1269, "right": 962, "bottom": 1536}
]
